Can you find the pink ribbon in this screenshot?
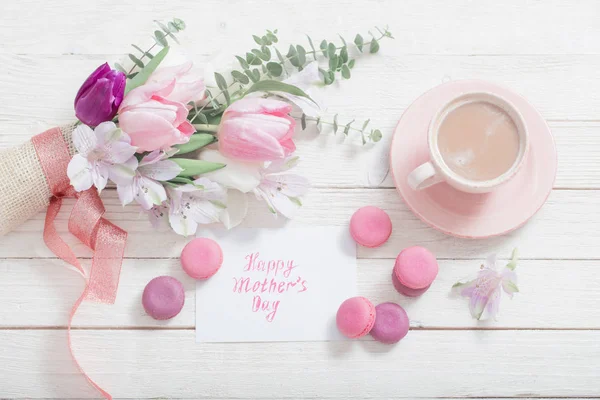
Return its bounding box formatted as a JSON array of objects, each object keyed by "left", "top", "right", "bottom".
[{"left": 32, "top": 127, "right": 126, "bottom": 400}]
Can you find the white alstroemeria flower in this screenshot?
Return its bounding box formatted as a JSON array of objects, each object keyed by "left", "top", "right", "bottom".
[
  {"left": 197, "top": 149, "right": 261, "bottom": 228},
  {"left": 117, "top": 150, "right": 182, "bottom": 209},
  {"left": 279, "top": 61, "right": 323, "bottom": 117},
  {"left": 167, "top": 177, "right": 227, "bottom": 236},
  {"left": 67, "top": 122, "right": 138, "bottom": 192},
  {"left": 144, "top": 203, "right": 169, "bottom": 229},
  {"left": 452, "top": 249, "right": 519, "bottom": 320},
  {"left": 254, "top": 156, "right": 310, "bottom": 218}
]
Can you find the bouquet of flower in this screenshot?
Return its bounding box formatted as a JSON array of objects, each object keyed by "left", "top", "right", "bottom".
[{"left": 0, "top": 19, "right": 391, "bottom": 237}]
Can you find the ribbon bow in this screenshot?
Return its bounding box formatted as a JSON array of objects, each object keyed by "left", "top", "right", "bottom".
[{"left": 32, "top": 127, "right": 126, "bottom": 399}]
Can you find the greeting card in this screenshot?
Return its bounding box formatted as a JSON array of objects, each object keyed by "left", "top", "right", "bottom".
[{"left": 196, "top": 227, "right": 356, "bottom": 342}]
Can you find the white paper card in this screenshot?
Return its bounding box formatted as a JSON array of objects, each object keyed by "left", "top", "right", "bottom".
[{"left": 196, "top": 226, "right": 356, "bottom": 342}]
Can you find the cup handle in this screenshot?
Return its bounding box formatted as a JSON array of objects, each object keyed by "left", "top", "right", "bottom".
[{"left": 408, "top": 162, "right": 444, "bottom": 190}]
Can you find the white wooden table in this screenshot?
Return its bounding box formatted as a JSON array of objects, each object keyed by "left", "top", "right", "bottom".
[{"left": 1, "top": 0, "right": 600, "bottom": 398}]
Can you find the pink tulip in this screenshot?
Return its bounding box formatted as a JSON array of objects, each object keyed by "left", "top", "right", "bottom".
[
  {"left": 218, "top": 98, "right": 296, "bottom": 162},
  {"left": 148, "top": 61, "right": 206, "bottom": 104},
  {"left": 118, "top": 80, "right": 195, "bottom": 152}
]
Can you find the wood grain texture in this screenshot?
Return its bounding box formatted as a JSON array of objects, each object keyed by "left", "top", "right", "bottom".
[
  {"left": 1, "top": 189, "right": 598, "bottom": 260},
  {"left": 1, "top": 258, "right": 599, "bottom": 329},
  {"left": 1, "top": 0, "right": 600, "bottom": 398},
  {"left": 0, "top": 330, "right": 599, "bottom": 398}
]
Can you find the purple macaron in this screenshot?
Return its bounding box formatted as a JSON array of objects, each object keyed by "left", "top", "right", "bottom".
[
  {"left": 370, "top": 302, "right": 409, "bottom": 344},
  {"left": 142, "top": 276, "right": 185, "bottom": 320}
]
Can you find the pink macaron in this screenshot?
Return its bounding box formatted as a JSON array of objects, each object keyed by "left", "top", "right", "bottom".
[
  {"left": 392, "top": 246, "right": 439, "bottom": 297},
  {"left": 181, "top": 237, "right": 223, "bottom": 280},
  {"left": 336, "top": 297, "right": 376, "bottom": 339},
  {"left": 349, "top": 206, "right": 392, "bottom": 248},
  {"left": 142, "top": 276, "right": 185, "bottom": 320},
  {"left": 370, "top": 302, "right": 410, "bottom": 344}
]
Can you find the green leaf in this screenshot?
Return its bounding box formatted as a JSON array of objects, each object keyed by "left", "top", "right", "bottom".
[
  {"left": 327, "top": 42, "right": 336, "bottom": 58},
  {"left": 253, "top": 35, "right": 264, "bottom": 45},
  {"left": 340, "top": 46, "right": 348, "bottom": 63},
  {"left": 131, "top": 44, "right": 145, "bottom": 54},
  {"left": 261, "top": 35, "right": 270, "bottom": 46},
  {"left": 341, "top": 64, "right": 351, "bottom": 79},
  {"left": 261, "top": 64, "right": 268, "bottom": 74},
  {"left": 128, "top": 54, "right": 144, "bottom": 68},
  {"left": 154, "top": 30, "right": 168, "bottom": 47},
  {"left": 114, "top": 62, "right": 126, "bottom": 73},
  {"left": 172, "top": 18, "right": 186, "bottom": 30},
  {"left": 371, "top": 129, "right": 382, "bottom": 142},
  {"left": 320, "top": 68, "right": 331, "bottom": 85},
  {"left": 369, "top": 38, "right": 380, "bottom": 53},
  {"left": 361, "top": 119, "right": 370, "bottom": 132},
  {"left": 343, "top": 120, "right": 354, "bottom": 135},
  {"left": 246, "top": 52, "right": 262, "bottom": 65},
  {"left": 125, "top": 46, "right": 169, "bottom": 94},
  {"left": 319, "top": 40, "right": 328, "bottom": 56},
  {"left": 354, "top": 34, "right": 364, "bottom": 52},
  {"left": 275, "top": 48, "right": 286, "bottom": 64},
  {"left": 245, "top": 69, "right": 260, "bottom": 83},
  {"left": 190, "top": 112, "right": 208, "bottom": 124},
  {"left": 261, "top": 45, "right": 272, "bottom": 60},
  {"left": 236, "top": 55, "right": 249, "bottom": 69},
  {"left": 333, "top": 114, "right": 338, "bottom": 133},
  {"left": 214, "top": 72, "right": 228, "bottom": 91},
  {"left": 266, "top": 62, "right": 283, "bottom": 77},
  {"left": 505, "top": 281, "right": 519, "bottom": 293},
  {"left": 329, "top": 54, "right": 338, "bottom": 71},
  {"left": 168, "top": 176, "right": 198, "bottom": 186},
  {"left": 267, "top": 32, "right": 278, "bottom": 43},
  {"left": 296, "top": 45, "right": 307, "bottom": 67},
  {"left": 337, "top": 56, "right": 344, "bottom": 68},
  {"left": 231, "top": 70, "right": 250, "bottom": 84},
  {"left": 338, "top": 34, "right": 347, "bottom": 47},
  {"left": 506, "top": 248, "right": 519, "bottom": 270},
  {"left": 173, "top": 134, "right": 216, "bottom": 155},
  {"left": 168, "top": 21, "right": 179, "bottom": 32},
  {"left": 301, "top": 113, "right": 307, "bottom": 130},
  {"left": 172, "top": 158, "right": 225, "bottom": 177},
  {"left": 306, "top": 35, "right": 317, "bottom": 59},
  {"left": 244, "top": 80, "right": 317, "bottom": 104},
  {"left": 155, "top": 20, "right": 180, "bottom": 44},
  {"left": 126, "top": 72, "right": 138, "bottom": 79},
  {"left": 348, "top": 59, "right": 356, "bottom": 69},
  {"left": 288, "top": 197, "right": 302, "bottom": 207},
  {"left": 252, "top": 48, "right": 270, "bottom": 62},
  {"left": 287, "top": 45, "right": 299, "bottom": 67}
]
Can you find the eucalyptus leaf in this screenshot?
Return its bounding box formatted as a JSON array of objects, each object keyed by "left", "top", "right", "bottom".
[
  {"left": 253, "top": 35, "right": 264, "bottom": 45},
  {"left": 236, "top": 55, "right": 249, "bottom": 69},
  {"left": 172, "top": 159, "right": 225, "bottom": 177},
  {"left": 328, "top": 54, "right": 338, "bottom": 71},
  {"left": 341, "top": 64, "right": 351, "bottom": 79},
  {"left": 287, "top": 45, "right": 299, "bottom": 67},
  {"left": 348, "top": 59, "right": 356, "bottom": 69},
  {"left": 354, "top": 34, "right": 364, "bottom": 52},
  {"left": 320, "top": 40, "right": 328, "bottom": 56},
  {"left": 344, "top": 120, "right": 354, "bottom": 135},
  {"left": 361, "top": 119, "right": 370, "bottom": 132},
  {"left": 173, "top": 134, "right": 216, "bottom": 155},
  {"left": 246, "top": 52, "right": 262, "bottom": 65},
  {"left": 327, "top": 42, "right": 336, "bottom": 58},
  {"left": 145, "top": 52, "right": 154, "bottom": 59},
  {"left": 371, "top": 129, "right": 382, "bottom": 142},
  {"left": 154, "top": 30, "right": 168, "bottom": 47},
  {"left": 267, "top": 31, "right": 278, "bottom": 43},
  {"left": 214, "top": 72, "right": 228, "bottom": 91},
  {"left": 128, "top": 54, "right": 144, "bottom": 68},
  {"left": 244, "top": 80, "right": 317, "bottom": 104},
  {"left": 262, "top": 35, "right": 271, "bottom": 45},
  {"left": 261, "top": 45, "right": 272, "bottom": 60},
  {"left": 131, "top": 44, "right": 145, "bottom": 54},
  {"left": 340, "top": 46, "right": 348, "bottom": 63},
  {"left": 114, "top": 62, "right": 126, "bottom": 73},
  {"left": 338, "top": 34, "right": 348, "bottom": 47},
  {"left": 306, "top": 35, "right": 317, "bottom": 59},
  {"left": 369, "top": 38, "right": 380, "bottom": 53},
  {"left": 190, "top": 112, "right": 208, "bottom": 125},
  {"left": 301, "top": 114, "right": 307, "bottom": 130},
  {"left": 275, "top": 48, "right": 286, "bottom": 64},
  {"left": 125, "top": 46, "right": 169, "bottom": 94},
  {"left": 296, "top": 45, "right": 307, "bottom": 67},
  {"left": 231, "top": 70, "right": 250, "bottom": 84},
  {"left": 173, "top": 18, "right": 186, "bottom": 30},
  {"left": 333, "top": 114, "right": 338, "bottom": 133},
  {"left": 245, "top": 69, "right": 260, "bottom": 83},
  {"left": 266, "top": 62, "right": 283, "bottom": 77},
  {"left": 168, "top": 21, "right": 179, "bottom": 32}
]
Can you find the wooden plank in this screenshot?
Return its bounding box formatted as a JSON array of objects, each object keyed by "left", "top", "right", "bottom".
[
  {"left": 0, "top": 330, "right": 598, "bottom": 398},
  {"left": 1, "top": 258, "right": 599, "bottom": 329},
  {"left": 1, "top": 0, "right": 599, "bottom": 55},
  {"left": 2, "top": 122, "right": 599, "bottom": 190},
  {"left": 0, "top": 189, "right": 598, "bottom": 260},
  {"left": 1, "top": 54, "right": 600, "bottom": 126}
]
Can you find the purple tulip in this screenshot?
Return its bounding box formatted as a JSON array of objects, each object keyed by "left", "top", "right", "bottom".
[{"left": 74, "top": 63, "right": 126, "bottom": 126}]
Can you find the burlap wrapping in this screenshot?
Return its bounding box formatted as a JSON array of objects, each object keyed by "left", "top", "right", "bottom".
[{"left": 0, "top": 124, "right": 77, "bottom": 236}]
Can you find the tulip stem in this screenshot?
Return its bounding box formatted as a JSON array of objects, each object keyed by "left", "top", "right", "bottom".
[{"left": 193, "top": 124, "right": 219, "bottom": 133}]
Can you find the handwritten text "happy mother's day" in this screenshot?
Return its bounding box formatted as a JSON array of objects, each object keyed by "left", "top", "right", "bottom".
[{"left": 232, "top": 252, "right": 308, "bottom": 322}]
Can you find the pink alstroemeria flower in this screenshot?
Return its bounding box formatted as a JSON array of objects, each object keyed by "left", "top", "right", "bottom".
[
  {"left": 453, "top": 249, "right": 519, "bottom": 320},
  {"left": 218, "top": 98, "right": 296, "bottom": 162}
]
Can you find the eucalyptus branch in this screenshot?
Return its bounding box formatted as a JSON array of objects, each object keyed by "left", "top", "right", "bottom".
[{"left": 293, "top": 114, "right": 383, "bottom": 145}]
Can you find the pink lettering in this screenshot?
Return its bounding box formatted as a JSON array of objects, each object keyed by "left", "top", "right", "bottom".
[{"left": 252, "top": 295, "right": 281, "bottom": 322}]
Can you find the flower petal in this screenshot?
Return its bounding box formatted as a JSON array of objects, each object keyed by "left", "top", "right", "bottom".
[
  {"left": 93, "top": 121, "right": 118, "bottom": 145},
  {"left": 188, "top": 199, "right": 223, "bottom": 224},
  {"left": 117, "top": 182, "right": 136, "bottom": 206},
  {"left": 191, "top": 178, "right": 227, "bottom": 201},
  {"left": 118, "top": 110, "right": 189, "bottom": 152},
  {"left": 72, "top": 125, "right": 98, "bottom": 157},
  {"left": 198, "top": 149, "right": 261, "bottom": 193},
  {"left": 135, "top": 177, "right": 168, "bottom": 210},
  {"left": 218, "top": 119, "right": 285, "bottom": 161},
  {"left": 169, "top": 206, "right": 198, "bottom": 237},
  {"left": 103, "top": 140, "right": 138, "bottom": 164},
  {"left": 219, "top": 189, "right": 248, "bottom": 229},
  {"left": 106, "top": 156, "right": 138, "bottom": 185},
  {"left": 118, "top": 80, "right": 176, "bottom": 112},
  {"left": 224, "top": 97, "right": 292, "bottom": 117},
  {"left": 486, "top": 287, "right": 502, "bottom": 320},
  {"left": 139, "top": 160, "right": 182, "bottom": 181},
  {"left": 484, "top": 254, "right": 498, "bottom": 270},
  {"left": 264, "top": 173, "right": 310, "bottom": 197},
  {"left": 67, "top": 154, "right": 93, "bottom": 192},
  {"left": 91, "top": 162, "right": 109, "bottom": 192},
  {"left": 469, "top": 293, "right": 488, "bottom": 320}
]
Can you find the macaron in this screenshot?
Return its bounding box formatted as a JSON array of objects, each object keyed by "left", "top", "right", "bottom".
[
  {"left": 142, "top": 276, "right": 185, "bottom": 320},
  {"left": 349, "top": 206, "right": 392, "bottom": 248},
  {"left": 336, "top": 297, "right": 376, "bottom": 339},
  {"left": 370, "top": 302, "right": 410, "bottom": 344},
  {"left": 393, "top": 246, "right": 439, "bottom": 297},
  {"left": 180, "top": 237, "right": 223, "bottom": 280}
]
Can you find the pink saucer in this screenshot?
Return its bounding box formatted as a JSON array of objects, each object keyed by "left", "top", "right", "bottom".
[{"left": 390, "top": 80, "right": 557, "bottom": 239}]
